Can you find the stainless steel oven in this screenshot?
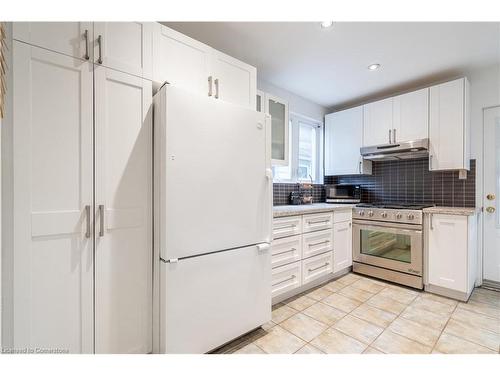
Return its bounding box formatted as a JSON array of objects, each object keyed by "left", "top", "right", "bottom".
[{"left": 352, "top": 204, "right": 427, "bottom": 289}]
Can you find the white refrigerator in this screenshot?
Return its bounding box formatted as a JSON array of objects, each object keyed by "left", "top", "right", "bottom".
[{"left": 153, "top": 84, "right": 273, "bottom": 354}]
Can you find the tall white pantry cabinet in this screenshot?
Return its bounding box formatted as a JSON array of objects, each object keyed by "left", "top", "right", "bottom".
[{"left": 2, "top": 23, "right": 153, "bottom": 353}]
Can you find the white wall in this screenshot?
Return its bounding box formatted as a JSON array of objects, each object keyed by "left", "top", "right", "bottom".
[{"left": 258, "top": 79, "right": 328, "bottom": 122}]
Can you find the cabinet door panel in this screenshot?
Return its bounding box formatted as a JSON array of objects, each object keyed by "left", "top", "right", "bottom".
[
  {"left": 266, "top": 94, "right": 289, "bottom": 165},
  {"left": 363, "top": 98, "right": 393, "bottom": 147},
  {"left": 12, "top": 42, "right": 94, "bottom": 353},
  {"left": 427, "top": 214, "right": 467, "bottom": 292},
  {"left": 429, "top": 78, "right": 466, "bottom": 171},
  {"left": 94, "top": 22, "right": 153, "bottom": 79},
  {"left": 333, "top": 221, "right": 352, "bottom": 273},
  {"left": 210, "top": 50, "right": 256, "bottom": 109},
  {"left": 152, "top": 24, "right": 211, "bottom": 94},
  {"left": 13, "top": 22, "right": 93, "bottom": 61},
  {"left": 325, "top": 106, "right": 368, "bottom": 175},
  {"left": 94, "top": 67, "right": 153, "bottom": 353},
  {"left": 393, "top": 88, "right": 429, "bottom": 142}
]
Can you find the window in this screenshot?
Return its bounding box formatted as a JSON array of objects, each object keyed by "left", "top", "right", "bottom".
[{"left": 272, "top": 113, "right": 323, "bottom": 184}]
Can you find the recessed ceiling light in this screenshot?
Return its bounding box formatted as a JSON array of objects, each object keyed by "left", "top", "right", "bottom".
[
  {"left": 320, "top": 21, "right": 334, "bottom": 28},
  {"left": 368, "top": 63, "right": 381, "bottom": 71}
]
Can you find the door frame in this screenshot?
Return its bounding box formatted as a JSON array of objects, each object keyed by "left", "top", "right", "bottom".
[{"left": 482, "top": 105, "right": 500, "bottom": 289}]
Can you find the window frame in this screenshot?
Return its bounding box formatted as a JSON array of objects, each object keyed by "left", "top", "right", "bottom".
[{"left": 272, "top": 112, "right": 324, "bottom": 184}]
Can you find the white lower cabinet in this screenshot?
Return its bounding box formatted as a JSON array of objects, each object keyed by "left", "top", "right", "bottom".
[
  {"left": 271, "top": 209, "right": 353, "bottom": 301},
  {"left": 302, "top": 229, "right": 333, "bottom": 259},
  {"left": 271, "top": 262, "right": 302, "bottom": 298},
  {"left": 272, "top": 215, "right": 302, "bottom": 239},
  {"left": 271, "top": 235, "right": 302, "bottom": 268},
  {"left": 302, "top": 252, "right": 334, "bottom": 285},
  {"left": 425, "top": 212, "right": 477, "bottom": 300},
  {"left": 302, "top": 212, "right": 333, "bottom": 233},
  {"left": 333, "top": 220, "right": 353, "bottom": 273}
]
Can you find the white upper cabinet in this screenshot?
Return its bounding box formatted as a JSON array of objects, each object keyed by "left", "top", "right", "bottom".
[
  {"left": 210, "top": 50, "right": 257, "bottom": 109},
  {"left": 93, "top": 22, "right": 153, "bottom": 79},
  {"left": 429, "top": 77, "right": 470, "bottom": 171},
  {"left": 325, "top": 106, "right": 372, "bottom": 175},
  {"left": 392, "top": 88, "right": 429, "bottom": 142},
  {"left": 152, "top": 24, "right": 212, "bottom": 95},
  {"left": 363, "top": 98, "right": 393, "bottom": 146},
  {"left": 13, "top": 22, "right": 93, "bottom": 61},
  {"left": 152, "top": 24, "right": 256, "bottom": 109}
]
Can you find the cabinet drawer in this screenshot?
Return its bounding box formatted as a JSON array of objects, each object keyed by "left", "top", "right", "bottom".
[
  {"left": 271, "top": 235, "right": 302, "bottom": 268},
  {"left": 302, "top": 252, "right": 333, "bottom": 285},
  {"left": 271, "top": 261, "right": 302, "bottom": 298},
  {"left": 273, "top": 216, "right": 302, "bottom": 239},
  {"left": 302, "top": 229, "right": 333, "bottom": 259},
  {"left": 302, "top": 212, "right": 333, "bottom": 233},
  {"left": 333, "top": 209, "right": 352, "bottom": 223}
]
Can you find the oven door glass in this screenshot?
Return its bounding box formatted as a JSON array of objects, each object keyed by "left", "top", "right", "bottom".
[
  {"left": 353, "top": 222, "right": 422, "bottom": 276},
  {"left": 360, "top": 230, "right": 411, "bottom": 263}
]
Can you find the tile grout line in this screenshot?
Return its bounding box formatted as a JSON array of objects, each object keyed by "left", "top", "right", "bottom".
[{"left": 428, "top": 299, "right": 459, "bottom": 353}]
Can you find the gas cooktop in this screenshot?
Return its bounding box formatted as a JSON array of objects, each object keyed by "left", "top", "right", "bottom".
[{"left": 356, "top": 202, "right": 435, "bottom": 210}]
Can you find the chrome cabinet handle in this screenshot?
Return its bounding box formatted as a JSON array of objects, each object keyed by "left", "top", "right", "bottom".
[
  {"left": 309, "top": 240, "right": 330, "bottom": 247},
  {"left": 273, "top": 248, "right": 297, "bottom": 257},
  {"left": 359, "top": 160, "right": 362, "bottom": 174},
  {"left": 83, "top": 30, "right": 89, "bottom": 60},
  {"left": 272, "top": 274, "right": 296, "bottom": 287},
  {"left": 393, "top": 128, "right": 396, "bottom": 143},
  {"left": 97, "top": 35, "right": 103, "bottom": 64},
  {"left": 85, "top": 205, "right": 91, "bottom": 238},
  {"left": 430, "top": 213, "right": 433, "bottom": 230},
  {"left": 429, "top": 154, "right": 433, "bottom": 169},
  {"left": 214, "top": 78, "right": 219, "bottom": 99},
  {"left": 308, "top": 219, "right": 330, "bottom": 225},
  {"left": 208, "top": 76, "right": 213, "bottom": 97},
  {"left": 389, "top": 129, "right": 392, "bottom": 143},
  {"left": 99, "top": 204, "right": 104, "bottom": 237},
  {"left": 308, "top": 262, "right": 330, "bottom": 272},
  {"left": 276, "top": 224, "right": 296, "bottom": 230}
]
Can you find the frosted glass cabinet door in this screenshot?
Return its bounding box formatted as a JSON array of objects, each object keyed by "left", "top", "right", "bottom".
[{"left": 267, "top": 94, "right": 289, "bottom": 165}]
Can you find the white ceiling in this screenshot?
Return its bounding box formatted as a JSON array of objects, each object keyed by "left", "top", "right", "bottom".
[{"left": 163, "top": 22, "right": 500, "bottom": 109}]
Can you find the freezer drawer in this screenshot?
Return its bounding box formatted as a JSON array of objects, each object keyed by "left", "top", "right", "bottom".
[
  {"left": 302, "top": 212, "right": 333, "bottom": 233},
  {"left": 302, "top": 252, "right": 333, "bottom": 285},
  {"left": 271, "top": 235, "right": 302, "bottom": 268},
  {"left": 160, "top": 244, "right": 271, "bottom": 354},
  {"left": 302, "top": 229, "right": 333, "bottom": 259},
  {"left": 273, "top": 216, "right": 302, "bottom": 239},
  {"left": 271, "top": 261, "right": 302, "bottom": 298}
]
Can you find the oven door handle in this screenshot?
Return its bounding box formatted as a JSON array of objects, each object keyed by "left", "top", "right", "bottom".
[{"left": 352, "top": 220, "right": 422, "bottom": 233}]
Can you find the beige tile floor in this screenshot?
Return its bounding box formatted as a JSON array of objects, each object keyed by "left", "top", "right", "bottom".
[{"left": 214, "top": 273, "right": 500, "bottom": 354}]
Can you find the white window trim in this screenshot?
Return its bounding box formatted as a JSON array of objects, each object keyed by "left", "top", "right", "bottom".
[{"left": 273, "top": 112, "right": 324, "bottom": 184}]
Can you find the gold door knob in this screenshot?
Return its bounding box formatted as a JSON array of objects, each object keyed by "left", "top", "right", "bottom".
[
  {"left": 486, "top": 193, "right": 496, "bottom": 200},
  {"left": 486, "top": 207, "right": 496, "bottom": 213}
]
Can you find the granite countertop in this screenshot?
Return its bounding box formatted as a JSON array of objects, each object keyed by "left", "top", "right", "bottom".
[
  {"left": 422, "top": 206, "right": 480, "bottom": 216},
  {"left": 273, "top": 203, "right": 356, "bottom": 218}
]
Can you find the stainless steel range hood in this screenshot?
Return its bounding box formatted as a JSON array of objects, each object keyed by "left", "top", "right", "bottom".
[{"left": 360, "top": 139, "right": 429, "bottom": 161}]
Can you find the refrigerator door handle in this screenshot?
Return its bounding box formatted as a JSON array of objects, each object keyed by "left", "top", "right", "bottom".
[{"left": 257, "top": 243, "right": 271, "bottom": 252}]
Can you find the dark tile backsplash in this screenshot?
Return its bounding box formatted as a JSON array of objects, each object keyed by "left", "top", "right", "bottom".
[
  {"left": 273, "top": 158, "right": 475, "bottom": 207},
  {"left": 324, "top": 158, "right": 476, "bottom": 208},
  {"left": 273, "top": 183, "right": 326, "bottom": 206}
]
